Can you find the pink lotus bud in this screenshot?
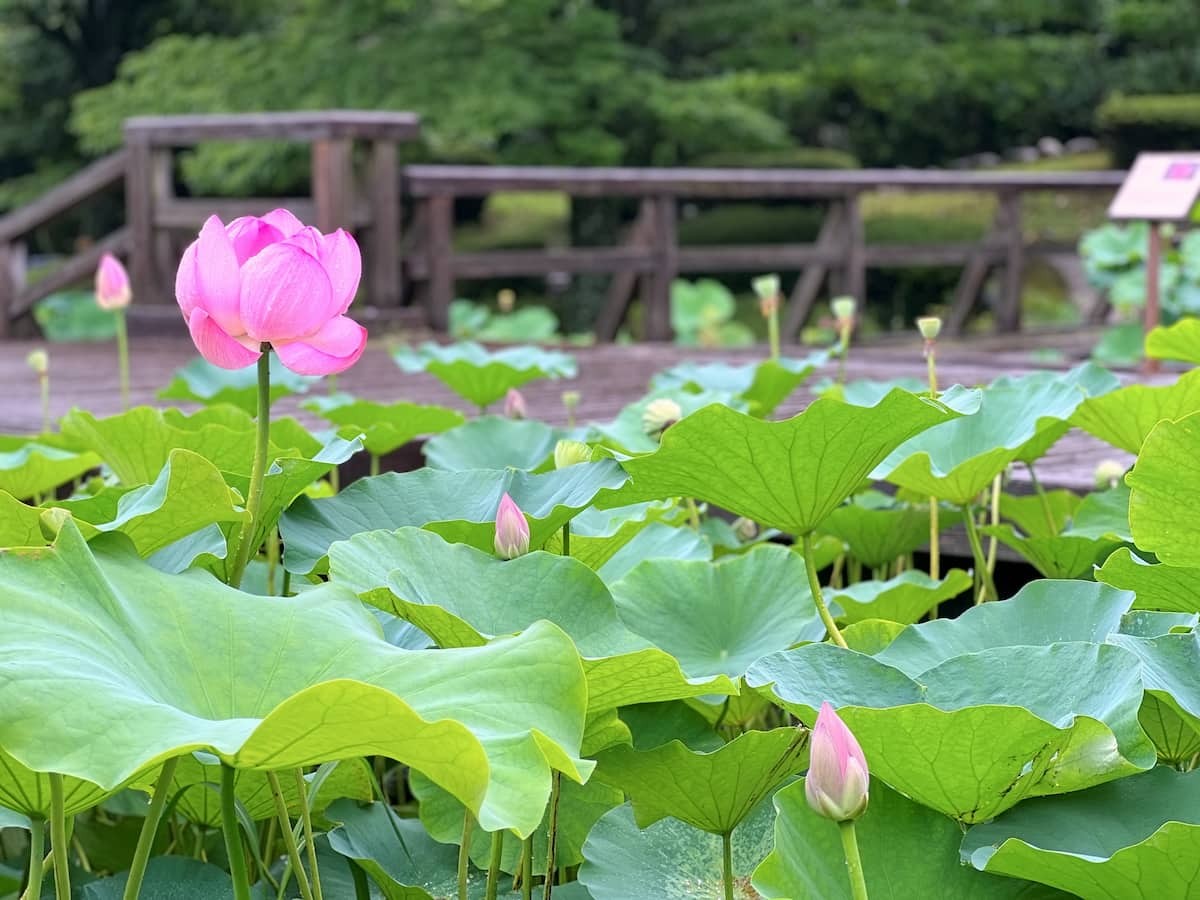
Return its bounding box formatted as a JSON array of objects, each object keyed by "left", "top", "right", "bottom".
[
  {"left": 494, "top": 493, "right": 530, "bottom": 559},
  {"left": 504, "top": 388, "right": 527, "bottom": 420},
  {"left": 95, "top": 253, "right": 132, "bottom": 310},
  {"left": 805, "top": 702, "right": 869, "bottom": 822},
  {"left": 174, "top": 210, "right": 367, "bottom": 375}
]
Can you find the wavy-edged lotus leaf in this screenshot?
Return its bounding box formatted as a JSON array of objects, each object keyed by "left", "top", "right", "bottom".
[
  {"left": 999, "top": 490, "right": 1082, "bottom": 539},
  {"left": 828, "top": 569, "right": 973, "bottom": 625},
  {"left": 609, "top": 545, "right": 832, "bottom": 678},
  {"left": 158, "top": 354, "right": 320, "bottom": 414},
  {"left": 1108, "top": 631, "right": 1200, "bottom": 757},
  {"left": 1118, "top": 609, "right": 1198, "bottom": 637},
  {"left": 587, "top": 388, "right": 742, "bottom": 455},
  {"left": 0, "top": 749, "right": 116, "bottom": 818},
  {"left": 1004, "top": 364, "right": 1120, "bottom": 462},
  {"left": 423, "top": 416, "right": 564, "bottom": 471},
  {"left": 818, "top": 491, "right": 941, "bottom": 568},
  {"left": 747, "top": 639, "right": 1154, "bottom": 822},
  {"left": 1145, "top": 317, "right": 1200, "bottom": 364},
  {"left": 328, "top": 528, "right": 734, "bottom": 712},
  {"left": 0, "top": 491, "right": 47, "bottom": 545},
  {"left": 541, "top": 501, "right": 684, "bottom": 569},
  {"left": 1126, "top": 412, "right": 1200, "bottom": 566},
  {"left": 595, "top": 522, "right": 712, "bottom": 584},
  {"left": 650, "top": 351, "right": 829, "bottom": 416},
  {"left": 0, "top": 523, "right": 589, "bottom": 837},
  {"left": 594, "top": 728, "right": 808, "bottom": 834},
  {"left": 620, "top": 701, "right": 723, "bottom": 753},
  {"left": 983, "top": 526, "right": 1125, "bottom": 579},
  {"left": 303, "top": 396, "right": 466, "bottom": 458},
  {"left": 393, "top": 341, "right": 576, "bottom": 408},
  {"left": 961, "top": 766, "right": 1200, "bottom": 900},
  {"left": 753, "top": 778, "right": 1063, "bottom": 900},
  {"left": 1072, "top": 367, "right": 1200, "bottom": 454},
  {"left": 1139, "top": 695, "right": 1200, "bottom": 764},
  {"left": 605, "top": 391, "right": 955, "bottom": 534},
  {"left": 578, "top": 798, "right": 775, "bottom": 900},
  {"left": 1096, "top": 548, "right": 1200, "bottom": 613},
  {"left": 815, "top": 376, "right": 926, "bottom": 405},
  {"left": 874, "top": 369, "right": 1105, "bottom": 505},
  {"left": 0, "top": 435, "right": 100, "bottom": 501},
  {"left": 78, "top": 855, "right": 273, "bottom": 900}
]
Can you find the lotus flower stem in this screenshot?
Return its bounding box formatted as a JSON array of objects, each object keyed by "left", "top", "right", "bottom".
[
  {"left": 485, "top": 830, "right": 504, "bottom": 900},
  {"left": 721, "top": 830, "right": 734, "bottom": 900},
  {"left": 561, "top": 522, "right": 570, "bottom": 557},
  {"left": 369, "top": 454, "right": 381, "bottom": 477},
  {"left": 114, "top": 307, "right": 131, "bottom": 410},
  {"left": 928, "top": 500, "right": 940, "bottom": 581},
  {"left": 802, "top": 533, "right": 848, "bottom": 648},
  {"left": 1024, "top": 462, "right": 1057, "bottom": 536},
  {"left": 24, "top": 818, "right": 45, "bottom": 900},
  {"left": 985, "top": 473, "right": 1002, "bottom": 577},
  {"left": 838, "top": 821, "right": 869, "bottom": 900},
  {"left": 48, "top": 775, "right": 70, "bottom": 900},
  {"left": 767, "top": 307, "right": 781, "bottom": 363},
  {"left": 39, "top": 375, "right": 50, "bottom": 437},
  {"left": 961, "top": 504, "right": 997, "bottom": 604},
  {"left": 542, "top": 772, "right": 562, "bottom": 899},
  {"left": 457, "top": 811, "right": 474, "bottom": 900},
  {"left": 293, "top": 769, "right": 324, "bottom": 900},
  {"left": 123, "top": 756, "right": 180, "bottom": 900},
  {"left": 521, "top": 836, "right": 533, "bottom": 900},
  {"left": 266, "top": 771, "right": 314, "bottom": 900},
  {"left": 228, "top": 348, "right": 272, "bottom": 589},
  {"left": 221, "top": 766, "right": 253, "bottom": 900}
]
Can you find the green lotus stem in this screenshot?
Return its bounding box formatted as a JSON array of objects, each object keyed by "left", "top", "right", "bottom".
[
  {"left": 803, "top": 533, "right": 848, "bottom": 648},
  {"left": 767, "top": 305, "right": 780, "bottom": 362},
  {"left": 926, "top": 348, "right": 938, "bottom": 398},
  {"left": 928, "top": 498, "right": 940, "bottom": 581},
  {"left": 327, "top": 373, "right": 338, "bottom": 396},
  {"left": 266, "top": 526, "right": 280, "bottom": 596},
  {"left": 837, "top": 327, "right": 851, "bottom": 385},
  {"left": 485, "top": 830, "right": 504, "bottom": 900},
  {"left": 48, "top": 775, "right": 70, "bottom": 900},
  {"left": 838, "top": 820, "right": 869, "bottom": 900},
  {"left": 349, "top": 859, "right": 369, "bottom": 900},
  {"left": 293, "top": 769, "right": 324, "bottom": 900},
  {"left": 123, "top": 756, "right": 180, "bottom": 900},
  {"left": 561, "top": 521, "right": 570, "bottom": 557},
  {"left": 228, "top": 348, "right": 272, "bottom": 589},
  {"left": 24, "top": 818, "right": 45, "bottom": 900},
  {"left": 114, "top": 307, "right": 131, "bottom": 410},
  {"left": 985, "top": 473, "right": 1002, "bottom": 576},
  {"left": 38, "top": 374, "right": 50, "bottom": 437},
  {"left": 1025, "top": 462, "right": 1057, "bottom": 535},
  {"left": 961, "top": 504, "right": 998, "bottom": 604},
  {"left": 721, "top": 830, "right": 734, "bottom": 900},
  {"left": 369, "top": 454, "right": 380, "bottom": 477},
  {"left": 221, "top": 766, "right": 253, "bottom": 900},
  {"left": 457, "top": 810, "right": 474, "bottom": 900},
  {"left": 266, "top": 771, "right": 313, "bottom": 900},
  {"left": 542, "top": 772, "right": 561, "bottom": 900},
  {"left": 521, "top": 836, "right": 533, "bottom": 900},
  {"left": 281, "top": 569, "right": 292, "bottom": 598},
  {"left": 686, "top": 498, "right": 701, "bottom": 529}
]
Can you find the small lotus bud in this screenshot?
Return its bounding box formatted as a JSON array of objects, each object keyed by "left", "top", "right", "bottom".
[
  {"left": 26, "top": 349, "right": 48, "bottom": 376},
  {"left": 493, "top": 493, "right": 530, "bottom": 559},
  {"left": 732, "top": 517, "right": 758, "bottom": 542},
  {"left": 561, "top": 391, "right": 580, "bottom": 410},
  {"left": 831, "top": 296, "right": 856, "bottom": 324},
  {"left": 916, "top": 316, "right": 942, "bottom": 341},
  {"left": 504, "top": 388, "right": 527, "bottom": 420},
  {"left": 95, "top": 252, "right": 132, "bottom": 310},
  {"left": 642, "top": 397, "right": 682, "bottom": 436},
  {"left": 805, "top": 702, "right": 869, "bottom": 823},
  {"left": 497, "top": 289, "right": 516, "bottom": 313},
  {"left": 554, "top": 439, "right": 591, "bottom": 469},
  {"left": 753, "top": 274, "right": 781, "bottom": 317},
  {"left": 1095, "top": 459, "right": 1125, "bottom": 490}
]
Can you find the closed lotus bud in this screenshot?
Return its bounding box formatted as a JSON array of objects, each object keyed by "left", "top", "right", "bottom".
[
  {"left": 805, "top": 702, "right": 869, "bottom": 823},
  {"left": 642, "top": 397, "right": 682, "bottom": 436},
  {"left": 732, "top": 516, "right": 758, "bottom": 542},
  {"left": 753, "top": 274, "right": 781, "bottom": 317},
  {"left": 831, "top": 296, "right": 856, "bottom": 325},
  {"left": 498, "top": 288, "right": 516, "bottom": 313},
  {"left": 26, "top": 349, "right": 48, "bottom": 376},
  {"left": 1095, "top": 459, "right": 1125, "bottom": 490},
  {"left": 95, "top": 252, "right": 132, "bottom": 310},
  {"left": 916, "top": 316, "right": 942, "bottom": 341},
  {"left": 493, "top": 493, "right": 530, "bottom": 559},
  {"left": 554, "top": 439, "right": 591, "bottom": 469},
  {"left": 504, "top": 388, "right": 527, "bottom": 420}
]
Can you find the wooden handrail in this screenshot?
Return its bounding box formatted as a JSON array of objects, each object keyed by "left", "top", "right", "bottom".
[
  {"left": 0, "top": 150, "right": 127, "bottom": 243},
  {"left": 124, "top": 111, "right": 421, "bottom": 146}
]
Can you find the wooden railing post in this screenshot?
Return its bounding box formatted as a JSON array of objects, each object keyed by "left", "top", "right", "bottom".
[
  {"left": 125, "top": 133, "right": 156, "bottom": 302},
  {"left": 367, "top": 140, "right": 401, "bottom": 307},
  {"left": 998, "top": 190, "right": 1023, "bottom": 332},
  {"left": 784, "top": 198, "right": 846, "bottom": 339},
  {"left": 150, "top": 149, "right": 176, "bottom": 300},
  {"left": 425, "top": 193, "right": 455, "bottom": 331},
  {"left": 643, "top": 195, "right": 676, "bottom": 341},
  {"left": 844, "top": 191, "right": 866, "bottom": 304},
  {"left": 311, "top": 138, "right": 354, "bottom": 234},
  {"left": 0, "top": 242, "right": 16, "bottom": 338}
]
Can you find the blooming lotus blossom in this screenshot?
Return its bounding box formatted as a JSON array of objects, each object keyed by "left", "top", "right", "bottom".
[
  {"left": 494, "top": 493, "right": 530, "bottom": 559},
  {"left": 806, "top": 702, "right": 869, "bottom": 822},
  {"left": 95, "top": 253, "right": 131, "bottom": 310},
  {"left": 504, "top": 388, "right": 527, "bottom": 419},
  {"left": 175, "top": 208, "right": 367, "bottom": 375}
]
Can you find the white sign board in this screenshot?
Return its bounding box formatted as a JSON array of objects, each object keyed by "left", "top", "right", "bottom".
[{"left": 1109, "top": 152, "right": 1200, "bottom": 222}]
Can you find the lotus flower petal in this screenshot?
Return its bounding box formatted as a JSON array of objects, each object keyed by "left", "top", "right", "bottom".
[
  {"left": 225, "top": 216, "right": 287, "bottom": 265},
  {"left": 239, "top": 243, "right": 337, "bottom": 343},
  {"left": 175, "top": 215, "right": 244, "bottom": 335},
  {"left": 274, "top": 315, "right": 367, "bottom": 375},
  {"left": 186, "top": 309, "right": 261, "bottom": 370}
]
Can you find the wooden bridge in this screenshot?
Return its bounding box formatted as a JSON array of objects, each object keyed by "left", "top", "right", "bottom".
[{"left": 0, "top": 110, "right": 1125, "bottom": 341}]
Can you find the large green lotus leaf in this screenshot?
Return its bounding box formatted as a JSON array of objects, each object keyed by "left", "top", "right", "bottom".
[
  {"left": 874, "top": 372, "right": 1099, "bottom": 505},
  {"left": 393, "top": 341, "right": 576, "bottom": 408},
  {"left": 650, "top": 352, "right": 829, "bottom": 416},
  {"left": 586, "top": 388, "right": 742, "bottom": 456},
  {"left": 999, "top": 490, "right": 1082, "bottom": 538},
  {"left": 609, "top": 545, "right": 831, "bottom": 679},
  {"left": 158, "top": 354, "right": 320, "bottom": 415},
  {"left": 327, "top": 528, "right": 734, "bottom": 711},
  {"left": 0, "top": 524, "right": 589, "bottom": 837},
  {"left": 753, "top": 778, "right": 1063, "bottom": 900},
  {"left": 593, "top": 728, "right": 808, "bottom": 834},
  {"left": 961, "top": 767, "right": 1200, "bottom": 900},
  {"left": 604, "top": 391, "right": 954, "bottom": 534},
  {"left": 578, "top": 798, "right": 775, "bottom": 900},
  {"left": 620, "top": 701, "right": 723, "bottom": 753},
  {"left": 828, "top": 569, "right": 973, "bottom": 625},
  {"left": 818, "top": 491, "right": 940, "bottom": 568},
  {"left": 815, "top": 376, "right": 927, "bottom": 405},
  {"left": 1108, "top": 631, "right": 1200, "bottom": 751},
  {"left": 79, "top": 855, "right": 273, "bottom": 900},
  {"left": 1003, "top": 364, "right": 1119, "bottom": 463},
  {"left": 281, "top": 461, "right": 629, "bottom": 574},
  {"left": 1126, "top": 412, "right": 1200, "bottom": 566},
  {"left": 540, "top": 501, "right": 685, "bottom": 569},
  {"left": 0, "top": 749, "right": 116, "bottom": 818},
  {"left": 0, "top": 491, "right": 46, "bottom": 545},
  {"left": 305, "top": 395, "right": 465, "bottom": 457},
  {"left": 423, "top": 417, "right": 564, "bottom": 471},
  {"left": 1096, "top": 548, "right": 1200, "bottom": 613},
  {"left": 1072, "top": 367, "right": 1200, "bottom": 454},
  {"left": 982, "top": 527, "right": 1124, "bottom": 579},
  {"left": 595, "top": 522, "right": 712, "bottom": 584},
  {"left": 0, "top": 435, "right": 100, "bottom": 500},
  {"left": 1145, "top": 317, "right": 1200, "bottom": 364},
  {"left": 747, "top": 641, "right": 1154, "bottom": 822}
]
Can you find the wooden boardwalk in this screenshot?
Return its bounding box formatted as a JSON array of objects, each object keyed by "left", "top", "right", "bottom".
[{"left": 0, "top": 329, "right": 1146, "bottom": 493}]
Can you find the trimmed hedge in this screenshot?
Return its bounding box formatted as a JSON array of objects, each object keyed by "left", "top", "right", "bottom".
[{"left": 1097, "top": 93, "right": 1200, "bottom": 166}]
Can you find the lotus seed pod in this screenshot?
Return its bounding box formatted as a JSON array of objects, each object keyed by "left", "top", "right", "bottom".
[
  {"left": 562, "top": 390, "right": 580, "bottom": 411},
  {"left": 805, "top": 702, "right": 870, "bottom": 823},
  {"left": 554, "top": 439, "right": 591, "bottom": 470},
  {"left": 26, "top": 349, "right": 48, "bottom": 376},
  {"left": 732, "top": 516, "right": 759, "bottom": 542},
  {"left": 642, "top": 397, "right": 682, "bottom": 436},
  {"left": 1094, "top": 459, "right": 1125, "bottom": 489},
  {"left": 498, "top": 288, "right": 516, "bottom": 313},
  {"left": 493, "top": 492, "right": 530, "bottom": 559},
  {"left": 917, "top": 316, "right": 943, "bottom": 341},
  {"left": 752, "top": 274, "right": 781, "bottom": 301},
  {"left": 831, "top": 296, "right": 857, "bottom": 323}
]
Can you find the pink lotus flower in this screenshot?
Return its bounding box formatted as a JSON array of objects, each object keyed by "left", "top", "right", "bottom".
[
  {"left": 805, "top": 702, "right": 869, "bottom": 822},
  {"left": 494, "top": 493, "right": 530, "bottom": 559},
  {"left": 504, "top": 388, "right": 527, "bottom": 420},
  {"left": 175, "top": 208, "right": 367, "bottom": 375},
  {"left": 95, "top": 253, "right": 131, "bottom": 310}
]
